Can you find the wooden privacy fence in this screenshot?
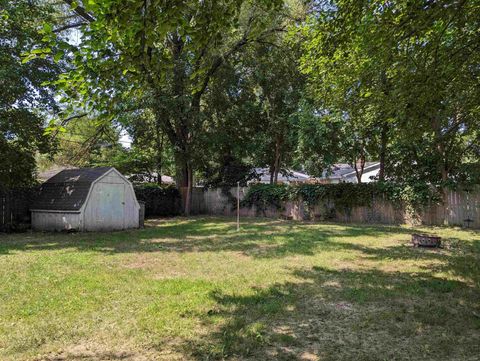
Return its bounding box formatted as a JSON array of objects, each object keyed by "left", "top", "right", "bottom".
[
  {"left": 2, "top": 186, "right": 478, "bottom": 231},
  {"left": 0, "top": 188, "right": 37, "bottom": 232},
  {"left": 181, "top": 187, "right": 480, "bottom": 228}
]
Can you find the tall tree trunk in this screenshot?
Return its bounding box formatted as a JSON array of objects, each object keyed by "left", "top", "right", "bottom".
[
  {"left": 156, "top": 132, "right": 163, "bottom": 186},
  {"left": 273, "top": 136, "right": 282, "bottom": 184},
  {"left": 174, "top": 153, "right": 193, "bottom": 216},
  {"left": 174, "top": 152, "right": 188, "bottom": 188},
  {"left": 354, "top": 155, "right": 366, "bottom": 183},
  {"left": 184, "top": 163, "right": 193, "bottom": 216},
  {"left": 269, "top": 164, "right": 275, "bottom": 184},
  {"left": 378, "top": 123, "right": 388, "bottom": 181},
  {"left": 432, "top": 116, "right": 450, "bottom": 224},
  {"left": 378, "top": 70, "right": 390, "bottom": 182}
]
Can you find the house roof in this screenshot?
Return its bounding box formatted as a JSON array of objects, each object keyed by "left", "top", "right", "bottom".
[
  {"left": 31, "top": 167, "right": 113, "bottom": 211},
  {"left": 254, "top": 168, "right": 311, "bottom": 183},
  {"left": 341, "top": 162, "right": 381, "bottom": 179},
  {"left": 128, "top": 172, "right": 175, "bottom": 184},
  {"left": 322, "top": 164, "right": 354, "bottom": 179},
  {"left": 322, "top": 162, "right": 380, "bottom": 180}
]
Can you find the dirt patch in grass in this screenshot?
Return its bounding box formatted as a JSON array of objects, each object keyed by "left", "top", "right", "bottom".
[{"left": 34, "top": 342, "right": 176, "bottom": 361}]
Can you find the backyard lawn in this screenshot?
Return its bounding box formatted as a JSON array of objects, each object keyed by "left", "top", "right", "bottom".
[{"left": 0, "top": 217, "right": 479, "bottom": 361}]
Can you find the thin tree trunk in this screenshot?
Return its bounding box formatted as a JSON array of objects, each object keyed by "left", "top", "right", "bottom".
[
  {"left": 273, "top": 136, "right": 282, "bottom": 184},
  {"left": 156, "top": 132, "right": 163, "bottom": 186},
  {"left": 378, "top": 123, "right": 388, "bottom": 181},
  {"left": 184, "top": 164, "right": 193, "bottom": 216},
  {"left": 378, "top": 70, "right": 390, "bottom": 182},
  {"left": 432, "top": 116, "right": 450, "bottom": 225},
  {"left": 354, "top": 155, "right": 366, "bottom": 183},
  {"left": 273, "top": 167, "right": 279, "bottom": 184}
]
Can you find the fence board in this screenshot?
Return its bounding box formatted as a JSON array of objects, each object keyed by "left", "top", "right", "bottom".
[
  {"left": 2, "top": 186, "right": 478, "bottom": 231},
  {"left": 180, "top": 187, "right": 480, "bottom": 228},
  {"left": 0, "top": 188, "right": 37, "bottom": 232}
]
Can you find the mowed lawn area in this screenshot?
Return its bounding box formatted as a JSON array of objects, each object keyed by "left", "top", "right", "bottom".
[{"left": 0, "top": 218, "right": 479, "bottom": 361}]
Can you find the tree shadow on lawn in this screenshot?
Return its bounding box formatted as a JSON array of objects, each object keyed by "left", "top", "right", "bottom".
[
  {"left": 1, "top": 217, "right": 478, "bottom": 287},
  {"left": 1, "top": 218, "right": 478, "bottom": 360},
  {"left": 0, "top": 217, "right": 439, "bottom": 258},
  {"left": 182, "top": 263, "right": 480, "bottom": 361}
]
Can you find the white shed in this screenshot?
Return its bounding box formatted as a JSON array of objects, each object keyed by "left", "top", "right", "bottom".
[{"left": 31, "top": 167, "right": 140, "bottom": 231}]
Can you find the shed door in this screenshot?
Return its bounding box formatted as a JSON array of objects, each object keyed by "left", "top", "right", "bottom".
[{"left": 92, "top": 183, "right": 125, "bottom": 230}]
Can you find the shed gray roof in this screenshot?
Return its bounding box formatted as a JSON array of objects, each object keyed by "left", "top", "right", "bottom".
[{"left": 31, "top": 167, "right": 113, "bottom": 211}]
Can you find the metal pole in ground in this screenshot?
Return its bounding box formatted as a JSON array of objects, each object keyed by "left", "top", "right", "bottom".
[{"left": 237, "top": 182, "right": 240, "bottom": 231}]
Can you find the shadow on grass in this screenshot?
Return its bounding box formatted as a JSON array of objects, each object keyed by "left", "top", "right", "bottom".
[
  {"left": 1, "top": 217, "right": 479, "bottom": 360},
  {"left": 1, "top": 216, "right": 478, "bottom": 285},
  {"left": 0, "top": 216, "right": 427, "bottom": 256},
  {"left": 1, "top": 218, "right": 478, "bottom": 286},
  {"left": 41, "top": 350, "right": 136, "bottom": 361},
  {"left": 184, "top": 265, "right": 480, "bottom": 360}
]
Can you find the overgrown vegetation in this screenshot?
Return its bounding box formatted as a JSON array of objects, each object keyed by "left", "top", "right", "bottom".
[
  {"left": 134, "top": 184, "right": 181, "bottom": 217},
  {"left": 242, "top": 182, "right": 443, "bottom": 216}
]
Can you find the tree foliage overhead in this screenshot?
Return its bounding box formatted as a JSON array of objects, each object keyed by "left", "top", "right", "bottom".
[
  {"left": 4, "top": 0, "right": 479, "bottom": 194},
  {"left": 0, "top": 0, "right": 65, "bottom": 187},
  {"left": 299, "top": 0, "right": 480, "bottom": 186},
  {"left": 35, "top": 0, "right": 301, "bottom": 212},
  {"left": 46, "top": 1, "right": 285, "bottom": 182}
]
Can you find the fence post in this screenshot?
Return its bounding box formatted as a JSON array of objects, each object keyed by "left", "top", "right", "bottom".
[{"left": 237, "top": 182, "right": 240, "bottom": 231}]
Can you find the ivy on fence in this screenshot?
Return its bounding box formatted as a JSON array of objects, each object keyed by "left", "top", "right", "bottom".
[{"left": 241, "top": 182, "right": 442, "bottom": 216}]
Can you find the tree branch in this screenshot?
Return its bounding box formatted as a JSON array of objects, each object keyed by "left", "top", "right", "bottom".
[
  {"left": 62, "top": 0, "right": 96, "bottom": 23},
  {"left": 53, "top": 21, "right": 87, "bottom": 33},
  {"left": 60, "top": 113, "right": 88, "bottom": 126}
]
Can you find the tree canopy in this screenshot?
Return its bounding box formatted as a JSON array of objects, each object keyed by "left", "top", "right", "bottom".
[{"left": 2, "top": 0, "right": 479, "bottom": 197}]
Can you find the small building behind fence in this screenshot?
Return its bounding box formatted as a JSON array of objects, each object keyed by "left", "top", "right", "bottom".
[{"left": 31, "top": 167, "right": 140, "bottom": 231}]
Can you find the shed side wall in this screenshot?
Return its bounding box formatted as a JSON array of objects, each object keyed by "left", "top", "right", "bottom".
[{"left": 31, "top": 211, "right": 82, "bottom": 231}]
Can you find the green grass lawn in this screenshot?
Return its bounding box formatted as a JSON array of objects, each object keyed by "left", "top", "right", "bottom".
[{"left": 0, "top": 217, "right": 479, "bottom": 360}]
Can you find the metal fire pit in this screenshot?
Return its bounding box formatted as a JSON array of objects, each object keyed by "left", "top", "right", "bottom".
[{"left": 412, "top": 234, "right": 442, "bottom": 248}]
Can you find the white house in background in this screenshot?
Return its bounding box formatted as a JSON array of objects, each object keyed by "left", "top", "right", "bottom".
[
  {"left": 320, "top": 162, "right": 381, "bottom": 183},
  {"left": 128, "top": 172, "right": 175, "bottom": 184},
  {"left": 251, "top": 168, "right": 311, "bottom": 184}
]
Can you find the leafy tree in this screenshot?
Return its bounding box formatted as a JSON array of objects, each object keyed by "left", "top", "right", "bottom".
[
  {"left": 293, "top": 100, "right": 341, "bottom": 177},
  {"left": 118, "top": 108, "right": 175, "bottom": 184},
  {"left": 196, "top": 3, "right": 308, "bottom": 186},
  {"left": 298, "top": 0, "right": 395, "bottom": 181},
  {"left": 41, "top": 0, "right": 286, "bottom": 213},
  {"left": 248, "top": 41, "right": 305, "bottom": 183},
  {"left": 300, "top": 0, "right": 480, "bottom": 186},
  {"left": 38, "top": 115, "right": 124, "bottom": 171},
  {"left": 385, "top": 0, "right": 480, "bottom": 186},
  {"left": 0, "top": 0, "right": 62, "bottom": 187},
  {"left": 197, "top": 60, "right": 264, "bottom": 187}
]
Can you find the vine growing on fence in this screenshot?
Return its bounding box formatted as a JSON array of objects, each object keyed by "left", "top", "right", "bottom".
[{"left": 241, "top": 182, "right": 442, "bottom": 216}]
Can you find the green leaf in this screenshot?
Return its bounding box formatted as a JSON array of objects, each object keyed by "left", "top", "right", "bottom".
[
  {"left": 54, "top": 51, "right": 64, "bottom": 63},
  {"left": 43, "top": 23, "right": 53, "bottom": 33}
]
